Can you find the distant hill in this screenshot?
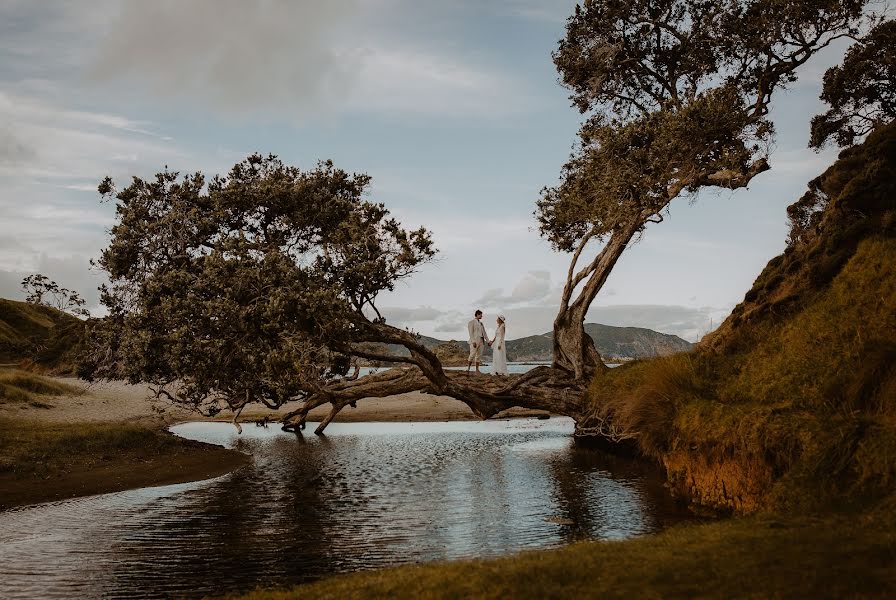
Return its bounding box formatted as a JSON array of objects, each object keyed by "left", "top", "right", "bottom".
[
  {"left": 1, "top": 296, "right": 691, "bottom": 370},
  {"left": 0, "top": 298, "right": 84, "bottom": 371},
  {"left": 383, "top": 324, "right": 692, "bottom": 363},
  {"left": 505, "top": 323, "right": 692, "bottom": 362}
]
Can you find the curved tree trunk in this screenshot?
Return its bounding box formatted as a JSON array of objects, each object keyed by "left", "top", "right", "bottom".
[
  {"left": 552, "top": 218, "right": 643, "bottom": 379},
  {"left": 278, "top": 219, "right": 645, "bottom": 441}
]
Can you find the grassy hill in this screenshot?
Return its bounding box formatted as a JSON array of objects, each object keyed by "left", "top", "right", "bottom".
[
  {"left": 587, "top": 122, "right": 896, "bottom": 514},
  {"left": 0, "top": 298, "right": 84, "bottom": 372}
]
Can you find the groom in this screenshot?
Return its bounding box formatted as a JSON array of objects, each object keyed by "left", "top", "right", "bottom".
[{"left": 467, "top": 309, "right": 489, "bottom": 373}]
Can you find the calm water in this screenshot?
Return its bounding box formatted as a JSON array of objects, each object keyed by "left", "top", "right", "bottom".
[
  {"left": 0, "top": 418, "right": 691, "bottom": 599},
  {"left": 359, "top": 361, "right": 621, "bottom": 377}
]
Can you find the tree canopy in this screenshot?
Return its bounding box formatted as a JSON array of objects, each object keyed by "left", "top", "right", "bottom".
[
  {"left": 537, "top": 0, "right": 870, "bottom": 378},
  {"left": 540, "top": 0, "right": 867, "bottom": 250},
  {"left": 82, "top": 155, "right": 434, "bottom": 417}
]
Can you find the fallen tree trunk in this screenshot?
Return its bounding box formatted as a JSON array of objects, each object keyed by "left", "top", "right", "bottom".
[
  {"left": 277, "top": 221, "right": 648, "bottom": 440},
  {"left": 278, "top": 363, "right": 632, "bottom": 443}
]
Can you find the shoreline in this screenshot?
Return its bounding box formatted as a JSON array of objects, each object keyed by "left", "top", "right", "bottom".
[{"left": 0, "top": 376, "right": 548, "bottom": 511}]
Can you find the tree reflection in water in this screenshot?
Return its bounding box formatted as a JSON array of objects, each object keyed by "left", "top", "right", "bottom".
[{"left": 0, "top": 420, "right": 696, "bottom": 599}]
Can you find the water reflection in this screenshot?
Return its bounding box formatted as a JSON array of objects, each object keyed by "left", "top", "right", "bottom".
[{"left": 0, "top": 419, "right": 692, "bottom": 599}]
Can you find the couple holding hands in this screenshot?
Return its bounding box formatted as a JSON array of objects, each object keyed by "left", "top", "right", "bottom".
[{"left": 466, "top": 310, "right": 508, "bottom": 375}]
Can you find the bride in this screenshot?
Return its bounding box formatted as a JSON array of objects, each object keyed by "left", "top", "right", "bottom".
[{"left": 491, "top": 315, "right": 508, "bottom": 376}]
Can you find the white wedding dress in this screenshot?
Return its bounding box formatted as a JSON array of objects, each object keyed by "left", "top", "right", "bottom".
[{"left": 492, "top": 324, "right": 508, "bottom": 375}]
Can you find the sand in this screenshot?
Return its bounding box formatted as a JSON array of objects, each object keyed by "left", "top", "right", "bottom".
[{"left": 0, "top": 376, "right": 548, "bottom": 427}]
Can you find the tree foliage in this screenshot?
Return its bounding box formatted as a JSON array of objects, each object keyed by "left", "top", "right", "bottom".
[
  {"left": 21, "top": 274, "right": 89, "bottom": 317},
  {"left": 540, "top": 0, "right": 867, "bottom": 252},
  {"left": 810, "top": 19, "right": 896, "bottom": 149},
  {"left": 81, "top": 155, "right": 434, "bottom": 415},
  {"left": 535, "top": 0, "right": 869, "bottom": 379}
]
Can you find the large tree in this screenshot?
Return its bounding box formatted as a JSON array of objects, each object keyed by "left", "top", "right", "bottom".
[{"left": 83, "top": 1, "right": 877, "bottom": 440}]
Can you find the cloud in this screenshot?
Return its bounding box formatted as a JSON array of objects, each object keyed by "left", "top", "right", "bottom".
[
  {"left": 494, "top": 0, "right": 577, "bottom": 23},
  {"left": 379, "top": 305, "right": 446, "bottom": 323},
  {"left": 0, "top": 89, "right": 197, "bottom": 278},
  {"left": 0, "top": 126, "right": 36, "bottom": 165},
  {"left": 476, "top": 270, "right": 551, "bottom": 306},
  {"left": 413, "top": 302, "right": 731, "bottom": 342},
  {"left": 0, "top": 91, "right": 183, "bottom": 182},
  {"left": 85, "top": 0, "right": 526, "bottom": 120},
  {"left": 512, "top": 270, "right": 551, "bottom": 301},
  {"left": 434, "top": 319, "right": 470, "bottom": 334},
  {"left": 375, "top": 305, "right": 480, "bottom": 338}
]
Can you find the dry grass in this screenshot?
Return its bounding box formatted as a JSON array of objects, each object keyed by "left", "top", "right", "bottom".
[
  {"left": 0, "top": 417, "right": 188, "bottom": 478},
  {"left": 0, "top": 298, "right": 84, "bottom": 371},
  {"left": 0, "top": 369, "right": 80, "bottom": 405}
]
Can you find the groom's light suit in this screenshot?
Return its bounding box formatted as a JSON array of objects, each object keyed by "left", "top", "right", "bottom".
[{"left": 467, "top": 318, "right": 488, "bottom": 362}]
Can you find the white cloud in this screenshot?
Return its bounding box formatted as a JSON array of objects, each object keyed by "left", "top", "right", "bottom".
[
  {"left": 0, "top": 126, "right": 36, "bottom": 165},
  {"left": 0, "top": 91, "right": 184, "bottom": 182},
  {"left": 434, "top": 319, "right": 470, "bottom": 334},
  {"left": 0, "top": 253, "right": 105, "bottom": 312},
  {"left": 476, "top": 270, "right": 552, "bottom": 306},
  {"left": 85, "top": 0, "right": 527, "bottom": 120},
  {"left": 402, "top": 300, "right": 732, "bottom": 343},
  {"left": 494, "top": 0, "right": 577, "bottom": 23},
  {"left": 346, "top": 46, "right": 526, "bottom": 117},
  {"left": 585, "top": 304, "right": 731, "bottom": 342},
  {"left": 379, "top": 305, "right": 447, "bottom": 323},
  {"left": 0, "top": 91, "right": 190, "bottom": 286}
]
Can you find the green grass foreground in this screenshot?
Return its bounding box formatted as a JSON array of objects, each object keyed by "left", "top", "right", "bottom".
[{"left": 225, "top": 509, "right": 896, "bottom": 600}]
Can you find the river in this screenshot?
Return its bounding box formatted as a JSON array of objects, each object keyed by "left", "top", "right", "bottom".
[{"left": 0, "top": 417, "right": 693, "bottom": 599}]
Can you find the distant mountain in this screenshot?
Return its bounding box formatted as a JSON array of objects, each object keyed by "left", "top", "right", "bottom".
[
  {"left": 505, "top": 323, "right": 693, "bottom": 362},
  {"left": 383, "top": 323, "right": 692, "bottom": 363}
]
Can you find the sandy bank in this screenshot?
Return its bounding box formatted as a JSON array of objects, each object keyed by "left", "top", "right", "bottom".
[{"left": 0, "top": 376, "right": 547, "bottom": 427}]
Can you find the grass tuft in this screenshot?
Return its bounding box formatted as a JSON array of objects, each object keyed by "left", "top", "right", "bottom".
[
  {"left": 0, "top": 370, "right": 80, "bottom": 404},
  {"left": 0, "top": 418, "right": 190, "bottom": 478}
]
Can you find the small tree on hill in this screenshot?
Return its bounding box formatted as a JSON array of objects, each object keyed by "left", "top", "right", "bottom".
[
  {"left": 790, "top": 19, "right": 894, "bottom": 246},
  {"left": 21, "top": 274, "right": 89, "bottom": 318},
  {"left": 810, "top": 20, "right": 896, "bottom": 149}
]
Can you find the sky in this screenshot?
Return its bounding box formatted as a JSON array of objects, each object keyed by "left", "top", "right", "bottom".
[{"left": 0, "top": 0, "right": 857, "bottom": 342}]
